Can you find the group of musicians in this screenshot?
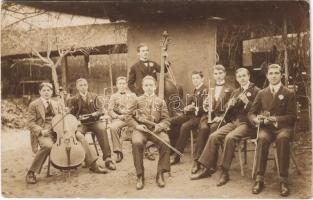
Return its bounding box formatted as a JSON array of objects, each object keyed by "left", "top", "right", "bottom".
[{"left": 25, "top": 43, "right": 296, "bottom": 197}]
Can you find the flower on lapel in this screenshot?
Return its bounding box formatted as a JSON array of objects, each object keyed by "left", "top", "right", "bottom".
[
  {"left": 278, "top": 94, "right": 284, "bottom": 100},
  {"left": 149, "top": 62, "right": 154, "bottom": 67},
  {"left": 90, "top": 100, "right": 93, "bottom": 103},
  {"left": 225, "top": 88, "right": 230, "bottom": 93},
  {"left": 153, "top": 69, "right": 157, "bottom": 73},
  {"left": 246, "top": 92, "right": 251, "bottom": 97}
]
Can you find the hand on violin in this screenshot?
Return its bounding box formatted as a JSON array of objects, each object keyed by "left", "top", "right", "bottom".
[
  {"left": 212, "top": 116, "right": 223, "bottom": 123},
  {"left": 238, "top": 94, "right": 249, "bottom": 105},
  {"left": 153, "top": 124, "right": 163, "bottom": 133},
  {"left": 41, "top": 129, "right": 51, "bottom": 137},
  {"left": 118, "top": 115, "right": 128, "bottom": 121},
  {"left": 228, "top": 98, "right": 237, "bottom": 107},
  {"left": 136, "top": 124, "right": 147, "bottom": 131}
]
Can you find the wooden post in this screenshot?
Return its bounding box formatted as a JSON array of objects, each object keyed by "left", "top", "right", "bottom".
[
  {"left": 283, "top": 18, "right": 289, "bottom": 85},
  {"left": 61, "top": 56, "right": 68, "bottom": 91}
]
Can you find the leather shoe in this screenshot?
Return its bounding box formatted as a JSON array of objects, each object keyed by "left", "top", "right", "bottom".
[
  {"left": 26, "top": 171, "right": 37, "bottom": 184},
  {"left": 156, "top": 172, "right": 165, "bottom": 188},
  {"left": 90, "top": 164, "right": 108, "bottom": 174},
  {"left": 280, "top": 183, "right": 289, "bottom": 197},
  {"left": 252, "top": 181, "right": 264, "bottom": 194},
  {"left": 116, "top": 152, "right": 123, "bottom": 163},
  {"left": 105, "top": 160, "right": 116, "bottom": 170},
  {"left": 136, "top": 175, "right": 144, "bottom": 190},
  {"left": 216, "top": 170, "right": 230, "bottom": 186},
  {"left": 190, "top": 167, "right": 211, "bottom": 180},
  {"left": 191, "top": 162, "right": 201, "bottom": 174},
  {"left": 170, "top": 156, "right": 180, "bottom": 165},
  {"left": 145, "top": 151, "right": 156, "bottom": 161}
]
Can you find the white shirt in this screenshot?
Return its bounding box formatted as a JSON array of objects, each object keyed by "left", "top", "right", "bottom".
[
  {"left": 214, "top": 80, "right": 225, "bottom": 101},
  {"left": 269, "top": 82, "right": 282, "bottom": 94},
  {"left": 241, "top": 81, "right": 251, "bottom": 91},
  {"left": 40, "top": 97, "right": 50, "bottom": 108}
]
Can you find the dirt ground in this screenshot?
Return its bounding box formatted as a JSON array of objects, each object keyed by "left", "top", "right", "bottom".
[{"left": 1, "top": 128, "right": 312, "bottom": 198}]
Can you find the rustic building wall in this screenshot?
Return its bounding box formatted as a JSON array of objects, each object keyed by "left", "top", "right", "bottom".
[{"left": 127, "top": 19, "right": 217, "bottom": 94}]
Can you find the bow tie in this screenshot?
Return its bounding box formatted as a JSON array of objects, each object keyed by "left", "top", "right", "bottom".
[
  {"left": 120, "top": 92, "right": 126, "bottom": 95},
  {"left": 216, "top": 83, "right": 224, "bottom": 86}
]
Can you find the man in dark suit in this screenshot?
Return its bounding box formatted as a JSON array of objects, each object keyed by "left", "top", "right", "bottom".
[
  {"left": 170, "top": 70, "right": 208, "bottom": 165},
  {"left": 191, "top": 64, "right": 234, "bottom": 174},
  {"left": 248, "top": 64, "right": 296, "bottom": 197},
  {"left": 131, "top": 76, "right": 171, "bottom": 190},
  {"left": 25, "top": 82, "right": 107, "bottom": 184},
  {"left": 191, "top": 68, "right": 260, "bottom": 186},
  {"left": 128, "top": 43, "right": 168, "bottom": 96},
  {"left": 68, "top": 78, "right": 117, "bottom": 170}
]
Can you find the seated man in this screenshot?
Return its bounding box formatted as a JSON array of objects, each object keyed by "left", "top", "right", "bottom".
[
  {"left": 68, "top": 78, "right": 117, "bottom": 170},
  {"left": 131, "top": 76, "right": 171, "bottom": 190},
  {"left": 26, "top": 82, "right": 107, "bottom": 184},
  {"left": 191, "top": 64, "right": 233, "bottom": 174},
  {"left": 191, "top": 68, "right": 260, "bottom": 186},
  {"left": 248, "top": 64, "right": 296, "bottom": 197},
  {"left": 108, "top": 76, "right": 138, "bottom": 163},
  {"left": 170, "top": 71, "right": 208, "bottom": 165}
]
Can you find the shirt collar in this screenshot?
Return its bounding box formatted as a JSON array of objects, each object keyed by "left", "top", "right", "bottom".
[
  {"left": 216, "top": 80, "right": 225, "bottom": 86},
  {"left": 144, "top": 93, "right": 155, "bottom": 98},
  {"left": 40, "top": 97, "right": 50, "bottom": 106},
  {"left": 195, "top": 83, "right": 204, "bottom": 90},
  {"left": 269, "top": 82, "right": 282, "bottom": 93},
  {"left": 79, "top": 92, "right": 88, "bottom": 98},
  {"left": 241, "top": 81, "right": 250, "bottom": 91}
]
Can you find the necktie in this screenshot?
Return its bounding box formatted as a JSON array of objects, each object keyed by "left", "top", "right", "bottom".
[{"left": 271, "top": 88, "right": 276, "bottom": 95}]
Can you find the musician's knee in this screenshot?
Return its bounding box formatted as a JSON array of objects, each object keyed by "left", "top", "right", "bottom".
[{"left": 75, "top": 132, "right": 85, "bottom": 141}]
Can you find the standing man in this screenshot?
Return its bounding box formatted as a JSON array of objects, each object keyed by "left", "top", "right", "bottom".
[
  {"left": 191, "top": 68, "right": 259, "bottom": 186},
  {"left": 170, "top": 70, "right": 208, "bottom": 165},
  {"left": 131, "top": 76, "right": 171, "bottom": 190},
  {"left": 108, "top": 76, "right": 138, "bottom": 163},
  {"left": 191, "top": 64, "right": 234, "bottom": 174},
  {"left": 26, "top": 82, "right": 107, "bottom": 184},
  {"left": 128, "top": 43, "right": 168, "bottom": 96},
  {"left": 248, "top": 64, "right": 296, "bottom": 197},
  {"left": 68, "top": 78, "right": 117, "bottom": 171}
]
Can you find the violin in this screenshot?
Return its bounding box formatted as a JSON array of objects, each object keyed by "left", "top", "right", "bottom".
[
  {"left": 158, "top": 31, "right": 184, "bottom": 117},
  {"left": 50, "top": 88, "right": 85, "bottom": 169}
]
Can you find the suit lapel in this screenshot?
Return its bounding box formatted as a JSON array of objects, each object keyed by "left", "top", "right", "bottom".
[
  {"left": 37, "top": 99, "right": 46, "bottom": 120},
  {"left": 214, "top": 86, "right": 226, "bottom": 110},
  {"left": 269, "top": 85, "right": 283, "bottom": 112}
]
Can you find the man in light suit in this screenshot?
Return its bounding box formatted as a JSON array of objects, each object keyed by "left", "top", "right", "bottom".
[
  {"left": 248, "top": 64, "right": 296, "bottom": 196},
  {"left": 131, "top": 76, "right": 171, "bottom": 190},
  {"left": 108, "top": 76, "right": 138, "bottom": 163},
  {"left": 26, "top": 82, "right": 107, "bottom": 184}
]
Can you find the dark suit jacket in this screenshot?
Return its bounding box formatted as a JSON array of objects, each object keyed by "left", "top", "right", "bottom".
[
  {"left": 212, "top": 82, "right": 234, "bottom": 117},
  {"left": 226, "top": 82, "right": 260, "bottom": 124},
  {"left": 186, "top": 84, "right": 208, "bottom": 117},
  {"left": 67, "top": 92, "right": 103, "bottom": 118},
  {"left": 248, "top": 85, "right": 296, "bottom": 129},
  {"left": 128, "top": 60, "right": 166, "bottom": 96},
  {"left": 28, "top": 98, "right": 60, "bottom": 153}
]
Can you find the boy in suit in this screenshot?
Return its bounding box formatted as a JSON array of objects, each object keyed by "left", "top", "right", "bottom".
[{"left": 26, "top": 82, "right": 107, "bottom": 184}]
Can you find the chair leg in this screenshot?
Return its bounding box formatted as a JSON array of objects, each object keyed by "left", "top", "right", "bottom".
[
  {"left": 274, "top": 148, "right": 281, "bottom": 179},
  {"left": 47, "top": 155, "right": 51, "bottom": 177},
  {"left": 190, "top": 130, "right": 194, "bottom": 160},
  {"left": 238, "top": 143, "right": 244, "bottom": 177},
  {"left": 290, "top": 149, "right": 302, "bottom": 175},
  {"left": 244, "top": 140, "right": 247, "bottom": 165},
  {"left": 91, "top": 133, "right": 99, "bottom": 156},
  {"left": 251, "top": 141, "right": 257, "bottom": 179}
]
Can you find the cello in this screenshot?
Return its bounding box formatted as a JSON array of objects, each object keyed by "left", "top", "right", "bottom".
[
  {"left": 50, "top": 87, "right": 85, "bottom": 170},
  {"left": 158, "top": 31, "right": 184, "bottom": 116}
]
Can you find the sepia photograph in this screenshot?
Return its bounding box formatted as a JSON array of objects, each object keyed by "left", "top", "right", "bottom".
[{"left": 1, "top": 0, "right": 311, "bottom": 198}]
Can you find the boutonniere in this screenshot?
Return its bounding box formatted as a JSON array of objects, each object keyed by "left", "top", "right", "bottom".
[
  {"left": 278, "top": 94, "right": 284, "bottom": 100},
  {"left": 225, "top": 88, "right": 230, "bottom": 93},
  {"left": 153, "top": 69, "right": 157, "bottom": 73},
  {"left": 89, "top": 99, "right": 93, "bottom": 103},
  {"left": 149, "top": 62, "right": 154, "bottom": 67},
  {"left": 246, "top": 92, "right": 251, "bottom": 97}
]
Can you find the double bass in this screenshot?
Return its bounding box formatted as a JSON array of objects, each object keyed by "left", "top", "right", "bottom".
[
  {"left": 158, "top": 31, "right": 184, "bottom": 116},
  {"left": 50, "top": 88, "right": 85, "bottom": 169}
]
